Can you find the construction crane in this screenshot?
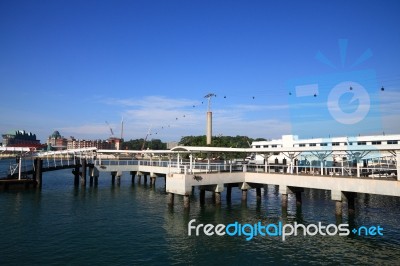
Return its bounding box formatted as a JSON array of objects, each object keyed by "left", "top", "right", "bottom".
[
  {"left": 105, "top": 121, "right": 114, "bottom": 137},
  {"left": 141, "top": 127, "right": 152, "bottom": 150}
]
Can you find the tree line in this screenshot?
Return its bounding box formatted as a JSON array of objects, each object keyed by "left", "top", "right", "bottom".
[
  {"left": 178, "top": 135, "right": 266, "bottom": 147},
  {"left": 121, "top": 135, "right": 266, "bottom": 150},
  {"left": 121, "top": 138, "right": 166, "bottom": 150}
]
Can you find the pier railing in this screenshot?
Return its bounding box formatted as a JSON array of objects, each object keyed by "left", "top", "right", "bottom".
[
  {"left": 2, "top": 156, "right": 396, "bottom": 181},
  {"left": 246, "top": 164, "right": 397, "bottom": 179},
  {"left": 94, "top": 159, "right": 245, "bottom": 174},
  {"left": 1, "top": 155, "right": 97, "bottom": 179},
  {"left": 92, "top": 159, "right": 397, "bottom": 179}
]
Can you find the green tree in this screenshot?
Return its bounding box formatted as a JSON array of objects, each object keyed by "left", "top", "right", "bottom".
[{"left": 121, "top": 138, "right": 167, "bottom": 150}]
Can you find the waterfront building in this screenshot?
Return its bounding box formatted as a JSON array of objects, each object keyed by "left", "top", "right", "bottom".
[
  {"left": 66, "top": 136, "right": 121, "bottom": 150},
  {"left": 251, "top": 134, "right": 399, "bottom": 149},
  {"left": 249, "top": 134, "right": 400, "bottom": 167},
  {"left": 1, "top": 130, "right": 42, "bottom": 148},
  {"left": 46, "top": 130, "right": 68, "bottom": 150}
]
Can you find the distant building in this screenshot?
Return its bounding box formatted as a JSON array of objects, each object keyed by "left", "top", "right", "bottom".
[
  {"left": 67, "top": 136, "right": 121, "bottom": 150},
  {"left": 44, "top": 129, "right": 122, "bottom": 150},
  {"left": 2, "top": 130, "right": 42, "bottom": 148},
  {"left": 47, "top": 130, "right": 68, "bottom": 150}
]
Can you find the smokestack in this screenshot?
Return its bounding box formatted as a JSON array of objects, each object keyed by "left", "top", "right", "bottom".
[
  {"left": 204, "top": 93, "right": 216, "bottom": 145},
  {"left": 206, "top": 111, "right": 212, "bottom": 145}
]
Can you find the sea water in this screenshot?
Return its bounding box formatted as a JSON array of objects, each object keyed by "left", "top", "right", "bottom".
[{"left": 0, "top": 160, "right": 399, "bottom": 265}]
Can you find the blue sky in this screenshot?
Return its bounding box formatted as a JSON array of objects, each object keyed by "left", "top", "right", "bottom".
[{"left": 1, "top": 0, "right": 399, "bottom": 142}]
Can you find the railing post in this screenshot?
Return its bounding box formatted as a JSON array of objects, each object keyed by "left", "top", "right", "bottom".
[
  {"left": 396, "top": 151, "right": 400, "bottom": 181},
  {"left": 35, "top": 158, "right": 43, "bottom": 188},
  {"left": 81, "top": 159, "right": 87, "bottom": 186},
  {"left": 18, "top": 156, "right": 22, "bottom": 180}
]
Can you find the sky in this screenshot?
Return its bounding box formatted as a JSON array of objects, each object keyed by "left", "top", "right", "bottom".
[{"left": 1, "top": 0, "right": 400, "bottom": 143}]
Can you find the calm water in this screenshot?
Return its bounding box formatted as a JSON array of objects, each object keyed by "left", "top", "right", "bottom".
[{"left": 0, "top": 159, "right": 400, "bottom": 265}]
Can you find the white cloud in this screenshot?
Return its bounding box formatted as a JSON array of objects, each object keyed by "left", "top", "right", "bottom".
[
  {"left": 96, "top": 92, "right": 400, "bottom": 142},
  {"left": 103, "top": 96, "right": 200, "bottom": 109},
  {"left": 112, "top": 97, "right": 292, "bottom": 141},
  {"left": 59, "top": 124, "right": 110, "bottom": 138},
  {"left": 379, "top": 90, "right": 400, "bottom": 114}
]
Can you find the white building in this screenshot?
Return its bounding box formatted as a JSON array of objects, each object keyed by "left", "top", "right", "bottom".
[
  {"left": 247, "top": 134, "right": 400, "bottom": 174},
  {"left": 251, "top": 134, "right": 399, "bottom": 149}
]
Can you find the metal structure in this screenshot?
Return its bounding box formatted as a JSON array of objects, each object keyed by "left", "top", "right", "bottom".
[
  {"left": 204, "top": 93, "right": 216, "bottom": 145},
  {"left": 204, "top": 93, "right": 216, "bottom": 112}
]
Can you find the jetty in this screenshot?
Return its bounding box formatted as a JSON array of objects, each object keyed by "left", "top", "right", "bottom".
[{"left": 1, "top": 134, "right": 400, "bottom": 216}]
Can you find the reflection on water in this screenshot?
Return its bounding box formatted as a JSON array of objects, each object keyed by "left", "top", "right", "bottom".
[{"left": 0, "top": 168, "right": 399, "bottom": 265}]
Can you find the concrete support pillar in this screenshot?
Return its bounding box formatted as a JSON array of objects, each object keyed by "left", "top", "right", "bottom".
[
  {"left": 143, "top": 174, "right": 148, "bottom": 184},
  {"left": 150, "top": 173, "right": 156, "bottom": 187},
  {"left": 88, "top": 165, "right": 93, "bottom": 186},
  {"left": 348, "top": 196, "right": 355, "bottom": 215},
  {"left": 332, "top": 190, "right": 343, "bottom": 216},
  {"left": 111, "top": 171, "right": 116, "bottom": 185},
  {"left": 211, "top": 192, "right": 216, "bottom": 202},
  {"left": 35, "top": 158, "right": 43, "bottom": 188},
  {"left": 295, "top": 191, "right": 302, "bottom": 206},
  {"left": 215, "top": 192, "right": 221, "bottom": 205},
  {"left": 200, "top": 189, "right": 205, "bottom": 205},
  {"left": 90, "top": 166, "right": 99, "bottom": 187},
  {"left": 226, "top": 185, "right": 232, "bottom": 202},
  {"left": 281, "top": 194, "right": 288, "bottom": 209},
  {"left": 81, "top": 159, "right": 87, "bottom": 186},
  {"left": 335, "top": 200, "right": 342, "bottom": 216},
  {"left": 116, "top": 176, "right": 121, "bottom": 186},
  {"left": 183, "top": 195, "right": 190, "bottom": 208},
  {"left": 279, "top": 185, "right": 293, "bottom": 209},
  {"left": 275, "top": 185, "right": 279, "bottom": 194},
  {"left": 130, "top": 171, "right": 136, "bottom": 183},
  {"left": 168, "top": 193, "right": 174, "bottom": 205},
  {"left": 241, "top": 189, "right": 248, "bottom": 202},
  {"left": 343, "top": 192, "right": 356, "bottom": 215},
  {"left": 256, "top": 187, "right": 262, "bottom": 201},
  {"left": 73, "top": 160, "right": 79, "bottom": 186}
]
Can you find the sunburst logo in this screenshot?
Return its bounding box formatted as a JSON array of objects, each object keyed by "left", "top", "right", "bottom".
[{"left": 287, "top": 39, "right": 381, "bottom": 137}]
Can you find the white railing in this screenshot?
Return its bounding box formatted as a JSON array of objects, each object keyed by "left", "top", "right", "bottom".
[
  {"left": 245, "top": 163, "right": 397, "bottom": 179},
  {"left": 92, "top": 159, "right": 397, "bottom": 180}
]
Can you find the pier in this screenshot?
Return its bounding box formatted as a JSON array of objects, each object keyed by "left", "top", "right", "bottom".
[{"left": 1, "top": 140, "right": 400, "bottom": 217}]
